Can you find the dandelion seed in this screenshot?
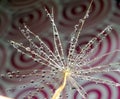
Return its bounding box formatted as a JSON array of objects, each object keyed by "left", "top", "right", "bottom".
[{"left": 1, "top": 0, "right": 120, "bottom": 99}]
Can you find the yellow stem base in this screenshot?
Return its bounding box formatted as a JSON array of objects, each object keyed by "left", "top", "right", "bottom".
[{"left": 52, "top": 69, "right": 70, "bottom": 99}]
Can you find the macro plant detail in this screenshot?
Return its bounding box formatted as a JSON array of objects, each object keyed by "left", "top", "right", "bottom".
[{"left": 1, "top": 0, "right": 120, "bottom": 99}]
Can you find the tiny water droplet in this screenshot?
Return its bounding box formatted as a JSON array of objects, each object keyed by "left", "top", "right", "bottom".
[
  {"left": 33, "top": 69, "right": 38, "bottom": 73},
  {"left": 26, "top": 47, "right": 30, "bottom": 51},
  {"left": 1, "top": 74, "right": 5, "bottom": 78},
  {"left": 30, "top": 80, "right": 34, "bottom": 83}
]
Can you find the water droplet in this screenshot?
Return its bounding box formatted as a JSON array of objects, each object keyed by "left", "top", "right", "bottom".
[
  {"left": 8, "top": 75, "right": 13, "bottom": 78},
  {"left": 30, "top": 80, "right": 34, "bottom": 83},
  {"left": 33, "top": 69, "right": 38, "bottom": 73},
  {"left": 26, "top": 47, "right": 30, "bottom": 51},
  {"left": 0, "top": 74, "right": 5, "bottom": 78}
]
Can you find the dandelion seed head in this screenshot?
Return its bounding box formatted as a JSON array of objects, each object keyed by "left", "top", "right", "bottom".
[{"left": 1, "top": 0, "right": 120, "bottom": 99}]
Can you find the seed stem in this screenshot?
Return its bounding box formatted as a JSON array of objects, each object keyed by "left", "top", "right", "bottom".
[{"left": 52, "top": 69, "right": 70, "bottom": 99}]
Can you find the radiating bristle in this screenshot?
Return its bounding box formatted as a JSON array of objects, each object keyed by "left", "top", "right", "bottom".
[{"left": 1, "top": 0, "right": 120, "bottom": 99}]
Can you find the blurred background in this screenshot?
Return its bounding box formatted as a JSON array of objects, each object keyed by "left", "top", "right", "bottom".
[{"left": 0, "top": 0, "right": 120, "bottom": 99}]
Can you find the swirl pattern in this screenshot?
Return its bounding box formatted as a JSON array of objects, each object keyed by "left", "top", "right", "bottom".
[
  {"left": 0, "top": 41, "right": 7, "bottom": 71},
  {"left": 0, "top": 8, "right": 10, "bottom": 38},
  {"left": 0, "top": 0, "right": 120, "bottom": 99},
  {"left": 9, "top": 37, "right": 54, "bottom": 70},
  {"left": 58, "top": 0, "right": 112, "bottom": 32},
  {"left": 72, "top": 72, "right": 120, "bottom": 99},
  {"left": 6, "top": 0, "right": 58, "bottom": 41},
  {"left": 110, "top": 0, "right": 120, "bottom": 24}
]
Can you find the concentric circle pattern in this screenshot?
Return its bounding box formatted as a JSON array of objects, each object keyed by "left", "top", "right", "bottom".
[
  {"left": 7, "top": 0, "right": 40, "bottom": 10},
  {"left": 9, "top": 83, "right": 55, "bottom": 99},
  {"left": 0, "top": 0, "right": 120, "bottom": 99},
  {"left": 110, "top": 0, "right": 120, "bottom": 24},
  {"left": 5, "top": 0, "right": 58, "bottom": 41},
  {"left": 73, "top": 72, "right": 120, "bottom": 99},
  {"left": 0, "top": 40, "right": 7, "bottom": 71},
  {"left": 0, "top": 8, "right": 10, "bottom": 38},
  {"left": 58, "top": 0, "right": 112, "bottom": 33},
  {"left": 9, "top": 37, "right": 54, "bottom": 70}
]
